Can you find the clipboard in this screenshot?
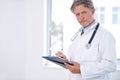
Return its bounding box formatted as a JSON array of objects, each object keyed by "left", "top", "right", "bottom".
[{"left": 42, "top": 56, "right": 73, "bottom": 69}]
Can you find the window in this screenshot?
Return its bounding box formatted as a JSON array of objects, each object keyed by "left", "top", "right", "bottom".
[
  {"left": 95, "top": 7, "right": 105, "bottom": 24},
  {"left": 44, "top": 0, "right": 76, "bottom": 57},
  {"left": 112, "top": 7, "right": 120, "bottom": 24},
  {"left": 44, "top": 0, "right": 120, "bottom": 60}
]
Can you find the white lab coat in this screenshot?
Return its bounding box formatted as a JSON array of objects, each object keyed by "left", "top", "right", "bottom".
[{"left": 67, "top": 22, "right": 117, "bottom": 80}]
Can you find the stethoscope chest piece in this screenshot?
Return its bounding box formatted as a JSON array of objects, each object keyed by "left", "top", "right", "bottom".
[{"left": 86, "top": 43, "right": 91, "bottom": 49}]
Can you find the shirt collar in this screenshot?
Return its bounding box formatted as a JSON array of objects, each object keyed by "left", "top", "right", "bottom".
[{"left": 81, "top": 20, "right": 98, "bottom": 32}]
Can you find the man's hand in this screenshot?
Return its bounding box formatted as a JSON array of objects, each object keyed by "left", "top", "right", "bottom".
[
  {"left": 55, "top": 51, "right": 66, "bottom": 59},
  {"left": 65, "top": 61, "right": 81, "bottom": 74}
]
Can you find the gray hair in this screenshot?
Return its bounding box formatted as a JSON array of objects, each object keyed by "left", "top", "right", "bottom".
[{"left": 71, "top": 0, "right": 94, "bottom": 13}]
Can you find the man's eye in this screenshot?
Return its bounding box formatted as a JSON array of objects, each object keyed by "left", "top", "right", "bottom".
[{"left": 76, "top": 13, "right": 80, "bottom": 16}]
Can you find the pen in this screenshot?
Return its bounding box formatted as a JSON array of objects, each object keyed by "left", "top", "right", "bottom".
[{"left": 60, "top": 49, "right": 63, "bottom": 53}]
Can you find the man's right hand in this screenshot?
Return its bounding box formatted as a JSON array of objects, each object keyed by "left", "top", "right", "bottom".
[{"left": 55, "top": 51, "right": 66, "bottom": 59}]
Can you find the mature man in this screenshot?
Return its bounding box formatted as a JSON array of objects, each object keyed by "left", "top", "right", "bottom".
[{"left": 56, "top": 0, "right": 117, "bottom": 80}]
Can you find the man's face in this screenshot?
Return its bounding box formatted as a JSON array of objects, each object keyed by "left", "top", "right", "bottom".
[{"left": 73, "top": 4, "right": 95, "bottom": 27}]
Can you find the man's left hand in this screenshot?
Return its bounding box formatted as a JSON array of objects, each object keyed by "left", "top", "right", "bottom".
[{"left": 65, "top": 61, "right": 81, "bottom": 74}]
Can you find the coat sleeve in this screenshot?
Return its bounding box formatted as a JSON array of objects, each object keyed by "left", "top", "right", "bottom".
[{"left": 80, "top": 31, "right": 117, "bottom": 79}]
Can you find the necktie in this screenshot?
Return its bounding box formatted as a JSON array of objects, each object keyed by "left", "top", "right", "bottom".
[{"left": 81, "top": 29, "right": 84, "bottom": 35}]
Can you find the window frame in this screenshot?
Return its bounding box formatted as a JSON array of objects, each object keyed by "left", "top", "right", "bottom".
[{"left": 44, "top": 0, "right": 52, "bottom": 56}]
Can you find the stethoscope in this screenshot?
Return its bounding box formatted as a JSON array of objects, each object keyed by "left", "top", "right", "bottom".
[{"left": 71, "top": 23, "right": 100, "bottom": 49}]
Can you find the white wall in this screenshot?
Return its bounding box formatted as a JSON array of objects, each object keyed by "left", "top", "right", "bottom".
[
  {"left": 0, "top": 0, "right": 119, "bottom": 80},
  {"left": 0, "top": 0, "right": 67, "bottom": 80}
]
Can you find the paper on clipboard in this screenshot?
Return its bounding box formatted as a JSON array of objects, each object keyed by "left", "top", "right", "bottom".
[{"left": 42, "top": 56, "right": 73, "bottom": 69}]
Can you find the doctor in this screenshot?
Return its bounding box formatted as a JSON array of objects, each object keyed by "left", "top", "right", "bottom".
[{"left": 56, "top": 0, "right": 117, "bottom": 80}]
